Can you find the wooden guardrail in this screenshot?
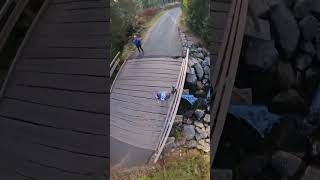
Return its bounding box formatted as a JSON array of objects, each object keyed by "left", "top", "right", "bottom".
[
  {"left": 210, "top": 0, "right": 249, "bottom": 167},
  {"left": 110, "top": 51, "right": 121, "bottom": 77},
  {"left": 152, "top": 48, "right": 189, "bottom": 163},
  {"left": 0, "top": 0, "right": 30, "bottom": 53}
]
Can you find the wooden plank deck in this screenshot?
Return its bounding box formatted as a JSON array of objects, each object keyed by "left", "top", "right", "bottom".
[
  {"left": 110, "top": 56, "right": 187, "bottom": 168},
  {"left": 0, "top": 0, "right": 108, "bottom": 179}
]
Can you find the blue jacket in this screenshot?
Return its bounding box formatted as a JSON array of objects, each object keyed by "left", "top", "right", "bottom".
[{"left": 133, "top": 38, "right": 142, "bottom": 46}]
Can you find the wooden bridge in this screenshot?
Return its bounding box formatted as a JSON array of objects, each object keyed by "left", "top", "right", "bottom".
[
  {"left": 0, "top": 0, "right": 108, "bottom": 179},
  {"left": 110, "top": 52, "right": 189, "bottom": 169}
]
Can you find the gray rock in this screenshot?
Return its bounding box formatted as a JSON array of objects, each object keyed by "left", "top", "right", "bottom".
[
  {"left": 175, "top": 136, "right": 186, "bottom": 147},
  {"left": 164, "top": 137, "right": 177, "bottom": 153},
  {"left": 195, "top": 52, "right": 205, "bottom": 60},
  {"left": 203, "top": 66, "right": 210, "bottom": 75},
  {"left": 203, "top": 114, "right": 210, "bottom": 123},
  {"left": 202, "top": 57, "right": 210, "bottom": 67},
  {"left": 202, "top": 78, "right": 208, "bottom": 84},
  {"left": 183, "top": 125, "right": 195, "bottom": 140},
  {"left": 294, "top": 0, "right": 313, "bottom": 19},
  {"left": 185, "top": 140, "right": 197, "bottom": 148},
  {"left": 186, "top": 72, "right": 197, "bottom": 85},
  {"left": 197, "top": 142, "right": 210, "bottom": 152},
  {"left": 194, "top": 121, "right": 204, "bottom": 128},
  {"left": 300, "top": 41, "right": 316, "bottom": 56},
  {"left": 302, "top": 166, "right": 320, "bottom": 180},
  {"left": 295, "top": 53, "right": 313, "bottom": 71},
  {"left": 174, "top": 115, "right": 183, "bottom": 125},
  {"left": 204, "top": 75, "right": 209, "bottom": 79},
  {"left": 185, "top": 118, "right": 193, "bottom": 125},
  {"left": 245, "top": 17, "right": 271, "bottom": 40},
  {"left": 271, "top": 151, "right": 302, "bottom": 177},
  {"left": 205, "top": 138, "right": 210, "bottom": 143},
  {"left": 195, "top": 128, "right": 207, "bottom": 140},
  {"left": 205, "top": 126, "right": 210, "bottom": 135},
  {"left": 189, "top": 57, "right": 198, "bottom": 67},
  {"left": 270, "top": 2, "right": 300, "bottom": 58},
  {"left": 194, "top": 109, "right": 205, "bottom": 120},
  {"left": 194, "top": 63, "right": 204, "bottom": 80},
  {"left": 277, "top": 62, "right": 296, "bottom": 89},
  {"left": 196, "top": 81, "right": 204, "bottom": 90},
  {"left": 187, "top": 41, "right": 193, "bottom": 47},
  {"left": 270, "top": 89, "right": 308, "bottom": 114},
  {"left": 299, "top": 15, "right": 319, "bottom": 41},
  {"left": 245, "top": 39, "right": 279, "bottom": 72}
]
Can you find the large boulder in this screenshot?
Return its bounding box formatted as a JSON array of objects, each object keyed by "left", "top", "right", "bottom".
[
  {"left": 277, "top": 62, "right": 296, "bottom": 89},
  {"left": 244, "top": 39, "right": 279, "bottom": 72},
  {"left": 270, "top": 89, "right": 308, "bottom": 114},
  {"left": 202, "top": 57, "right": 210, "bottom": 67},
  {"left": 203, "top": 66, "right": 210, "bottom": 75},
  {"left": 270, "top": 2, "right": 300, "bottom": 59},
  {"left": 186, "top": 68, "right": 197, "bottom": 85},
  {"left": 271, "top": 151, "right": 302, "bottom": 177},
  {"left": 294, "top": 53, "right": 313, "bottom": 71},
  {"left": 194, "top": 63, "right": 204, "bottom": 80},
  {"left": 183, "top": 125, "right": 195, "bottom": 140},
  {"left": 299, "top": 15, "right": 319, "bottom": 41}
]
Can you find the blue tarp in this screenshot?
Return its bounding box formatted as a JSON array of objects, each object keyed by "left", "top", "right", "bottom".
[
  {"left": 181, "top": 95, "right": 198, "bottom": 105},
  {"left": 228, "top": 105, "right": 281, "bottom": 137}
]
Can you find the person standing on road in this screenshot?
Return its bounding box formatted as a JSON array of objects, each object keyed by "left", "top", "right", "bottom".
[{"left": 133, "top": 35, "right": 144, "bottom": 54}]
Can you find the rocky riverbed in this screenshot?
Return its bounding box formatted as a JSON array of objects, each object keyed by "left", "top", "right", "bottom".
[
  {"left": 213, "top": 0, "right": 320, "bottom": 179},
  {"left": 162, "top": 29, "right": 212, "bottom": 156}
]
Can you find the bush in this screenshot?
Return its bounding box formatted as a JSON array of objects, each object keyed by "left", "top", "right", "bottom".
[
  {"left": 143, "top": 8, "right": 159, "bottom": 18},
  {"left": 182, "top": 0, "right": 209, "bottom": 43}
]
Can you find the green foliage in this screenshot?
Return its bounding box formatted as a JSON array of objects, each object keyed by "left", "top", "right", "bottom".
[
  {"left": 181, "top": 0, "right": 209, "bottom": 43},
  {"left": 111, "top": 0, "right": 143, "bottom": 57}
]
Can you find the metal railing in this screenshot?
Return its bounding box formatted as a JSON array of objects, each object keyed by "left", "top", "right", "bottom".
[{"left": 152, "top": 48, "right": 190, "bottom": 163}]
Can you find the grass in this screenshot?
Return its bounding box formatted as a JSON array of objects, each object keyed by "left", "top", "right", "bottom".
[{"left": 137, "top": 153, "right": 210, "bottom": 180}]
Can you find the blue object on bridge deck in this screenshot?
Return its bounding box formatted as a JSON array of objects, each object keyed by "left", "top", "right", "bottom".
[
  {"left": 228, "top": 105, "right": 281, "bottom": 137},
  {"left": 181, "top": 95, "right": 198, "bottom": 105}
]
